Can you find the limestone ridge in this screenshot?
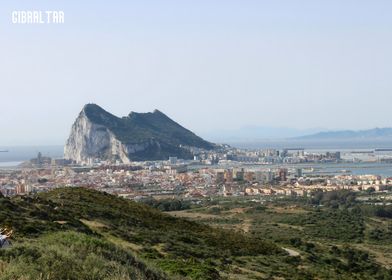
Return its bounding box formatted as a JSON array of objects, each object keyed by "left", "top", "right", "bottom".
[{"left": 64, "top": 104, "right": 214, "bottom": 164}]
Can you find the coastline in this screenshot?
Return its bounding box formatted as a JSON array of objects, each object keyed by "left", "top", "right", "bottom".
[{"left": 0, "top": 161, "right": 23, "bottom": 168}]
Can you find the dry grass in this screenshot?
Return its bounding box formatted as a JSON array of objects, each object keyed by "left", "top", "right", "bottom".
[
  {"left": 354, "top": 244, "right": 392, "bottom": 269},
  {"left": 80, "top": 219, "right": 143, "bottom": 251}
]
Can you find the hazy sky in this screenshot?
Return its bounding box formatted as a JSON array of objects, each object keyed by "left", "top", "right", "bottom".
[{"left": 1, "top": 0, "right": 392, "bottom": 145}]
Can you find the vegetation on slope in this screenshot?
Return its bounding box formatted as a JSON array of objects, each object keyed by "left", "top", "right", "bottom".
[
  {"left": 3, "top": 188, "right": 391, "bottom": 279},
  {"left": 0, "top": 231, "right": 165, "bottom": 280},
  {"left": 166, "top": 193, "right": 392, "bottom": 279},
  {"left": 0, "top": 187, "right": 281, "bottom": 279}
]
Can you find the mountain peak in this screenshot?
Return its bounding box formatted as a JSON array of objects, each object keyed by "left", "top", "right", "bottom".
[
  {"left": 82, "top": 103, "right": 104, "bottom": 113},
  {"left": 65, "top": 104, "right": 215, "bottom": 163},
  {"left": 153, "top": 109, "right": 164, "bottom": 114}
]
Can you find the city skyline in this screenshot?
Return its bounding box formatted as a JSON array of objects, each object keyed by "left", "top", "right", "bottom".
[{"left": 1, "top": 0, "right": 392, "bottom": 145}]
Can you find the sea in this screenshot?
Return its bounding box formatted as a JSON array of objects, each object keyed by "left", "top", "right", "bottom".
[
  {"left": 226, "top": 139, "right": 392, "bottom": 177},
  {"left": 0, "top": 146, "right": 63, "bottom": 168}
]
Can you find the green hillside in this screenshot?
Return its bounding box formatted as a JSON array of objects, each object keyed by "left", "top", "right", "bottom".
[
  {"left": 1, "top": 188, "right": 391, "bottom": 279},
  {"left": 0, "top": 188, "right": 279, "bottom": 280}
]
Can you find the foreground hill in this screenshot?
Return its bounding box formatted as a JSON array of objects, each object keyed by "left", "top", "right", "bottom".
[
  {"left": 0, "top": 188, "right": 280, "bottom": 279},
  {"left": 1, "top": 188, "right": 391, "bottom": 279},
  {"left": 64, "top": 104, "right": 215, "bottom": 164}
]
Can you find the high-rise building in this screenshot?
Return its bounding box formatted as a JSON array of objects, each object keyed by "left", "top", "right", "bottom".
[
  {"left": 245, "top": 171, "right": 255, "bottom": 182},
  {"left": 233, "top": 168, "right": 244, "bottom": 181},
  {"left": 215, "top": 170, "right": 225, "bottom": 184},
  {"left": 278, "top": 168, "right": 288, "bottom": 181},
  {"left": 37, "top": 152, "right": 42, "bottom": 165},
  {"left": 224, "top": 169, "right": 233, "bottom": 182}
]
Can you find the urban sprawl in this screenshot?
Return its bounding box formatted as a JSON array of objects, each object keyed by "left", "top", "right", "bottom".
[{"left": 1, "top": 147, "right": 392, "bottom": 199}]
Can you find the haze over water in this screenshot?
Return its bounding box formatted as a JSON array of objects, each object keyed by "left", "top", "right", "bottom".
[
  {"left": 230, "top": 139, "right": 392, "bottom": 150},
  {"left": 0, "top": 146, "right": 63, "bottom": 166}
]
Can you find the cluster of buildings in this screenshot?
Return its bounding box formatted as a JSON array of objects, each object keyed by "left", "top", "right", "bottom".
[
  {"left": 1, "top": 153, "right": 392, "bottom": 200},
  {"left": 244, "top": 174, "right": 392, "bottom": 197},
  {"left": 19, "top": 146, "right": 392, "bottom": 171},
  {"left": 1, "top": 147, "right": 392, "bottom": 199},
  {"left": 221, "top": 148, "right": 342, "bottom": 164}
]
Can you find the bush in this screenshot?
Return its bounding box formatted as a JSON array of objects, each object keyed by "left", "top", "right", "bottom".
[{"left": 0, "top": 231, "right": 167, "bottom": 280}]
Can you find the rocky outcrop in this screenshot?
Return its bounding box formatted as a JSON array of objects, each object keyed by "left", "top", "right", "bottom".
[
  {"left": 64, "top": 109, "right": 126, "bottom": 164},
  {"left": 64, "top": 104, "right": 214, "bottom": 164}
]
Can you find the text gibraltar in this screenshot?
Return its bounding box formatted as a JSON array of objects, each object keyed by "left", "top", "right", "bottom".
[{"left": 12, "top": 11, "right": 64, "bottom": 24}]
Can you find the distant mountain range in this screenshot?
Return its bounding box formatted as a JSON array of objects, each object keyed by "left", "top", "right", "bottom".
[
  {"left": 204, "top": 126, "right": 392, "bottom": 142},
  {"left": 64, "top": 104, "right": 214, "bottom": 163},
  {"left": 204, "top": 126, "right": 323, "bottom": 142},
  {"left": 295, "top": 128, "right": 392, "bottom": 140}
]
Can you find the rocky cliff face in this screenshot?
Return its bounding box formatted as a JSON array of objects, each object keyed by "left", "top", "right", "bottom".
[
  {"left": 64, "top": 104, "right": 214, "bottom": 164},
  {"left": 64, "top": 109, "right": 128, "bottom": 164}
]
